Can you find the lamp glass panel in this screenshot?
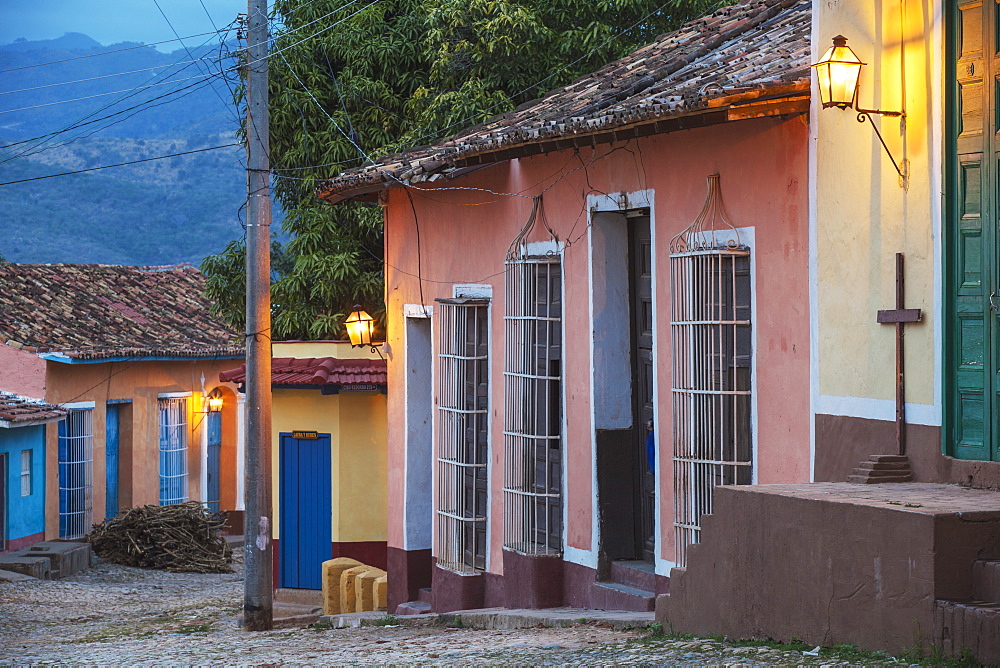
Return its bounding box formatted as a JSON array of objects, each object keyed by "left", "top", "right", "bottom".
[
  {"left": 346, "top": 309, "right": 374, "bottom": 346},
  {"left": 814, "top": 44, "right": 862, "bottom": 107}
]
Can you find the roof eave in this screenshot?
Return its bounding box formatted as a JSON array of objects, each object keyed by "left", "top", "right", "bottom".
[{"left": 317, "top": 85, "right": 810, "bottom": 205}]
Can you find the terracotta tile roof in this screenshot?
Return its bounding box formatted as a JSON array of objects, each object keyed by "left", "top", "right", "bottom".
[
  {"left": 0, "top": 263, "right": 243, "bottom": 360},
  {"left": 219, "top": 357, "right": 387, "bottom": 387},
  {"left": 0, "top": 392, "right": 67, "bottom": 428},
  {"left": 318, "top": 0, "right": 810, "bottom": 203}
]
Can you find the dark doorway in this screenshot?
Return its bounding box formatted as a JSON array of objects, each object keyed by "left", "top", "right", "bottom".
[
  {"left": 594, "top": 208, "right": 656, "bottom": 572},
  {"left": 629, "top": 213, "right": 655, "bottom": 563}
]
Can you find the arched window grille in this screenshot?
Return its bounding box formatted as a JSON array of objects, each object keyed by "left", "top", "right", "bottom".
[{"left": 669, "top": 175, "right": 753, "bottom": 566}]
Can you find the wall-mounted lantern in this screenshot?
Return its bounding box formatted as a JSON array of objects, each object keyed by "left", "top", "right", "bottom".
[
  {"left": 812, "top": 35, "right": 907, "bottom": 184},
  {"left": 204, "top": 388, "right": 224, "bottom": 413},
  {"left": 345, "top": 305, "right": 383, "bottom": 357}
]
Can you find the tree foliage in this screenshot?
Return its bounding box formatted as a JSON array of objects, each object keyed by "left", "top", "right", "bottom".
[{"left": 202, "top": 0, "right": 728, "bottom": 340}]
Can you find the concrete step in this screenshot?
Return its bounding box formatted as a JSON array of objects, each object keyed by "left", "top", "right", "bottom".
[
  {"left": 973, "top": 561, "right": 1000, "bottom": 603},
  {"left": 855, "top": 460, "right": 912, "bottom": 471},
  {"left": 591, "top": 581, "right": 655, "bottom": 612},
  {"left": 0, "top": 554, "right": 50, "bottom": 579},
  {"left": 418, "top": 587, "right": 433, "bottom": 604},
  {"left": 234, "top": 602, "right": 322, "bottom": 629},
  {"left": 275, "top": 587, "right": 323, "bottom": 607},
  {"left": 869, "top": 455, "right": 909, "bottom": 463},
  {"left": 847, "top": 473, "right": 914, "bottom": 483},
  {"left": 26, "top": 541, "right": 91, "bottom": 579},
  {"left": 0, "top": 567, "right": 37, "bottom": 582},
  {"left": 610, "top": 560, "right": 656, "bottom": 591},
  {"left": 848, "top": 455, "right": 913, "bottom": 484},
  {"left": 396, "top": 600, "right": 432, "bottom": 615},
  {"left": 934, "top": 599, "right": 1000, "bottom": 665}
]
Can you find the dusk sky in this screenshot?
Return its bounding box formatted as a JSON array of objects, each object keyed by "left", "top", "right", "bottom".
[{"left": 0, "top": 1, "right": 249, "bottom": 50}]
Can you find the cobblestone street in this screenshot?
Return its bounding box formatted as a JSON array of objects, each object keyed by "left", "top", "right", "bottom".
[{"left": 0, "top": 549, "right": 908, "bottom": 666}]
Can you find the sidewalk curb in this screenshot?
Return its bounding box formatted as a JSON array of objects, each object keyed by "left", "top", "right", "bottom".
[{"left": 318, "top": 607, "right": 655, "bottom": 631}]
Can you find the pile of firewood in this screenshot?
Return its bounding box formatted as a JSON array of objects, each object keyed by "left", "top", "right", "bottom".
[{"left": 89, "top": 502, "right": 233, "bottom": 573}]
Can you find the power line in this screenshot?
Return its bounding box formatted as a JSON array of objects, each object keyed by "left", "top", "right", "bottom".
[
  {"left": 0, "top": 69, "right": 229, "bottom": 116},
  {"left": 0, "top": 29, "right": 229, "bottom": 75},
  {"left": 0, "top": 143, "right": 240, "bottom": 186},
  {"left": 0, "top": 54, "right": 223, "bottom": 97}
]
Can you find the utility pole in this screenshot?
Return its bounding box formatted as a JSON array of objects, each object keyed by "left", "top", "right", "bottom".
[{"left": 243, "top": 0, "right": 273, "bottom": 632}]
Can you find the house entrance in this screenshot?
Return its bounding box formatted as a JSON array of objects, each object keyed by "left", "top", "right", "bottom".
[
  {"left": 278, "top": 432, "right": 332, "bottom": 589},
  {"left": 947, "top": 0, "right": 1000, "bottom": 461},
  {"left": 593, "top": 207, "right": 655, "bottom": 568}
]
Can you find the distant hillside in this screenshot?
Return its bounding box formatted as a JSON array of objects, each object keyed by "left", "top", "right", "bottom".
[{"left": 0, "top": 33, "right": 277, "bottom": 265}]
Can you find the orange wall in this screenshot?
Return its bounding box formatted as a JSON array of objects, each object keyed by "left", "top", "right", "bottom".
[
  {"left": 0, "top": 344, "right": 47, "bottom": 398},
  {"left": 383, "top": 114, "right": 811, "bottom": 570},
  {"left": 42, "top": 358, "right": 242, "bottom": 538}
]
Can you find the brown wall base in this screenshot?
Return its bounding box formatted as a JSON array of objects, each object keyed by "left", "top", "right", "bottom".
[
  {"left": 224, "top": 510, "right": 244, "bottom": 536},
  {"left": 431, "top": 562, "right": 484, "bottom": 612},
  {"left": 660, "top": 483, "right": 1000, "bottom": 656},
  {"left": 815, "top": 414, "right": 1000, "bottom": 489},
  {"left": 0, "top": 531, "right": 44, "bottom": 554},
  {"left": 331, "top": 541, "right": 387, "bottom": 571},
  {"left": 501, "top": 549, "right": 564, "bottom": 609},
  {"left": 386, "top": 546, "right": 432, "bottom": 612}
]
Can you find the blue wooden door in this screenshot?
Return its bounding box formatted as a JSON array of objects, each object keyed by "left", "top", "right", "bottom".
[
  {"left": 105, "top": 404, "right": 120, "bottom": 519},
  {"left": 206, "top": 412, "right": 222, "bottom": 514},
  {"left": 279, "top": 432, "right": 332, "bottom": 589}
]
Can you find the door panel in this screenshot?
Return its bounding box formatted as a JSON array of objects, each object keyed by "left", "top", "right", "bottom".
[
  {"left": 278, "top": 433, "right": 332, "bottom": 589},
  {"left": 630, "top": 214, "right": 655, "bottom": 563},
  {"left": 949, "top": 0, "right": 998, "bottom": 461},
  {"left": 206, "top": 412, "right": 221, "bottom": 514},
  {"left": 105, "top": 404, "right": 119, "bottom": 519}
]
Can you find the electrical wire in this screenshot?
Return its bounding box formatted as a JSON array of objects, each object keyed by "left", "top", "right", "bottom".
[{"left": 0, "top": 143, "right": 240, "bottom": 187}]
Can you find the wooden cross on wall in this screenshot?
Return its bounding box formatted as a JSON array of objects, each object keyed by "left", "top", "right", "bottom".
[{"left": 876, "top": 253, "right": 922, "bottom": 456}]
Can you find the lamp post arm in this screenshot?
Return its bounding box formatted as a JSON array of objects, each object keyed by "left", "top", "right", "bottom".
[
  {"left": 854, "top": 106, "right": 904, "bottom": 118},
  {"left": 856, "top": 111, "right": 906, "bottom": 182}
]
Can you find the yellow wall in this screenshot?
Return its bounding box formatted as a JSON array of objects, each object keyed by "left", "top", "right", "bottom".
[
  {"left": 43, "top": 358, "right": 242, "bottom": 538},
  {"left": 269, "top": 387, "right": 387, "bottom": 543},
  {"left": 815, "top": 0, "right": 939, "bottom": 407},
  {"left": 272, "top": 340, "right": 374, "bottom": 360}
]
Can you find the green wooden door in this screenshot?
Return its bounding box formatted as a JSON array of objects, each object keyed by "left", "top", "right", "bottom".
[{"left": 948, "top": 0, "right": 1000, "bottom": 461}]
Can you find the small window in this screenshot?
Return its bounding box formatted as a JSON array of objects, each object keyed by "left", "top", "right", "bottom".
[{"left": 20, "top": 449, "right": 31, "bottom": 496}]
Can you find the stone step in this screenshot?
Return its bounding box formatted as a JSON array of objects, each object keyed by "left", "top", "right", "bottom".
[
  {"left": 847, "top": 455, "right": 913, "bottom": 484},
  {"left": 26, "top": 541, "right": 91, "bottom": 579},
  {"left": 275, "top": 587, "right": 323, "bottom": 607},
  {"left": 869, "top": 455, "right": 909, "bottom": 463},
  {"left": 418, "top": 587, "right": 433, "bottom": 604},
  {"left": 847, "top": 473, "right": 913, "bottom": 484},
  {"left": 0, "top": 554, "right": 50, "bottom": 579},
  {"left": 610, "top": 560, "right": 656, "bottom": 592},
  {"left": 234, "top": 602, "right": 322, "bottom": 629},
  {"left": 934, "top": 599, "right": 1000, "bottom": 665},
  {"left": 855, "top": 460, "right": 912, "bottom": 471},
  {"left": 973, "top": 561, "right": 1000, "bottom": 603},
  {"left": 396, "top": 600, "right": 432, "bottom": 616},
  {"left": 591, "top": 581, "right": 655, "bottom": 612},
  {"left": 0, "top": 567, "right": 37, "bottom": 582}
]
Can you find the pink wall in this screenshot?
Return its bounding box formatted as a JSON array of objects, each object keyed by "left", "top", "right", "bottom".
[
  {"left": 0, "top": 344, "right": 47, "bottom": 398},
  {"left": 383, "top": 113, "right": 810, "bottom": 570}
]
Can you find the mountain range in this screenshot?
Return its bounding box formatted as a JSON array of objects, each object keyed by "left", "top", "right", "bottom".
[{"left": 0, "top": 32, "right": 279, "bottom": 266}]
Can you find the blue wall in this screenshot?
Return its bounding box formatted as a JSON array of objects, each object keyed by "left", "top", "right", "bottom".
[{"left": 1, "top": 424, "right": 46, "bottom": 546}]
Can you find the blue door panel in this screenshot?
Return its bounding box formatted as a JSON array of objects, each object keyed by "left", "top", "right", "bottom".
[
  {"left": 106, "top": 404, "right": 120, "bottom": 519},
  {"left": 278, "top": 433, "right": 331, "bottom": 589},
  {"left": 206, "top": 412, "right": 221, "bottom": 514}
]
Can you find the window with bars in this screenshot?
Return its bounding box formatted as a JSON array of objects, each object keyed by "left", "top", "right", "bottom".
[
  {"left": 20, "top": 449, "right": 31, "bottom": 496},
  {"left": 670, "top": 248, "right": 752, "bottom": 566},
  {"left": 158, "top": 397, "right": 189, "bottom": 505},
  {"left": 59, "top": 409, "right": 94, "bottom": 539},
  {"left": 435, "top": 298, "right": 490, "bottom": 573},
  {"left": 503, "top": 257, "right": 562, "bottom": 555}
]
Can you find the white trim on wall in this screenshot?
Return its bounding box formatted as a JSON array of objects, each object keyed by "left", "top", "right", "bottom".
[
  {"left": 61, "top": 401, "right": 96, "bottom": 409},
  {"left": 157, "top": 391, "right": 192, "bottom": 399},
  {"left": 815, "top": 395, "right": 940, "bottom": 427}
]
